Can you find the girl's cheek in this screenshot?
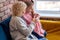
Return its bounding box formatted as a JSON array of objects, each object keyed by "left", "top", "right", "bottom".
[{"left": 23, "top": 11, "right": 26, "bottom": 14}]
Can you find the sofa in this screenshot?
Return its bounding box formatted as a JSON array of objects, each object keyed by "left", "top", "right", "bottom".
[
  {"left": 0, "top": 16, "right": 47, "bottom": 40},
  {"left": 0, "top": 25, "right": 7, "bottom": 40},
  {"left": 40, "top": 20, "right": 60, "bottom": 40},
  {"left": 0, "top": 16, "right": 12, "bottom": 40}
]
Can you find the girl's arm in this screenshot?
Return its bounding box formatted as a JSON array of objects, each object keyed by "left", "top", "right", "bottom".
[{"left": 15, "top": 17, "right": 35, "bottom": 37}]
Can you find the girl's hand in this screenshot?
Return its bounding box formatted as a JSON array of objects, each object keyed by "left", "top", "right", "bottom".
[
  {"left": 33, "top": 15, "right": 37, "bottom": 23},
  {"left": 34, "top": 14, "right": 40, "bottom": 18}
]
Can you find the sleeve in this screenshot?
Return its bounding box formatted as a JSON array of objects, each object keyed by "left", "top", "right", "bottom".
[{"left": 15, "top": 17, "right": 35, "bottom": 37}]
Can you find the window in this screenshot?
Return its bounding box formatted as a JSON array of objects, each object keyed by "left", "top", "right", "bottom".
[
  {"left": 36, "top": 1, "right": 60, "bottom": 11},
  {"left": 34, "top": 0, "right": 60, "bottom": 18}
]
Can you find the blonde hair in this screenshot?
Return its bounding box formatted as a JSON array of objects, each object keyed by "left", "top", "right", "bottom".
[{"left": 12, "top": 1, "right": 27, "bottom": 16}]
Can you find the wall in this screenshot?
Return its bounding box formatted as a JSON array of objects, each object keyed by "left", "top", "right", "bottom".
[
  {"left": 0, "top": 0, "right": 17, "bottom": 22},
  {"left": 0, "top": 0, "right": 33, "bottom": 22}
]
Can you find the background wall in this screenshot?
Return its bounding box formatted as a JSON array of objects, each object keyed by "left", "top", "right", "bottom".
[
  {"left": 0, "top": 0, "right": 17, "bottom": 22},
  {"left": 0, "top": 0, "right": 32, "bottom": 22}
]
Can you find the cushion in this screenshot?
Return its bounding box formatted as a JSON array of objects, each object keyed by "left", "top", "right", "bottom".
[
  {"left": 0, "top": 25, "right": 7, "bottom": 40},
  {"left": 0, "top": 16, "right": 12, "bottom": 40}
]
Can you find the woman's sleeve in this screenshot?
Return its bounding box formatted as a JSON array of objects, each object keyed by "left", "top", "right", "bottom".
[{"left": 15, "top": 17, "right": 35, "bottom": 37}]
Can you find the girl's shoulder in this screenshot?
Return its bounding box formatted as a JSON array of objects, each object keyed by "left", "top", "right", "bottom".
[{"left": 11, "top": 16, "right": 22, "bottom": 22}]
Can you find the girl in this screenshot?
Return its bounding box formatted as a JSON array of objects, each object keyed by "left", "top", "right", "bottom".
[
  {"left": 23, "top": 1, "right": 47, "bottom": 40},
  {"left": 9, "top": 1, "right": 38, "bottom": 40}
]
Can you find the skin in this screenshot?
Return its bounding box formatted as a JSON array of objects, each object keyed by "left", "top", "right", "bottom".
[
  {"left": 26, "top": 4, "right": 39, "bottom": 22},
  {"left": 26, "top": 5, "right": 40, "bottom": 22},
  {"left": 17, "top": 8, "right": 26, "bottom": 17},
  {"left": 26, "top": 5, "right": 33, "bottom": 13}
]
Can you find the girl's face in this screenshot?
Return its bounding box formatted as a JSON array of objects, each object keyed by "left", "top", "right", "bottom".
[
  {"left": 26, "top": 4, "right": 35, "bottom": 18},
  {"left": 19, "top": 8, "right": 26, "bottom": 16},
  {"left": 26, "top": 5, "right": 33, "bottom": 12}
]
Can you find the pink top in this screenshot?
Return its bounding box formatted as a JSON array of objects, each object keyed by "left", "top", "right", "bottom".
[
  {"left": 23, "top": 12, "right": 33, "bottom": 24},
  {"left": 23, "top": 12, "right": 45, "bottom": 37}
]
